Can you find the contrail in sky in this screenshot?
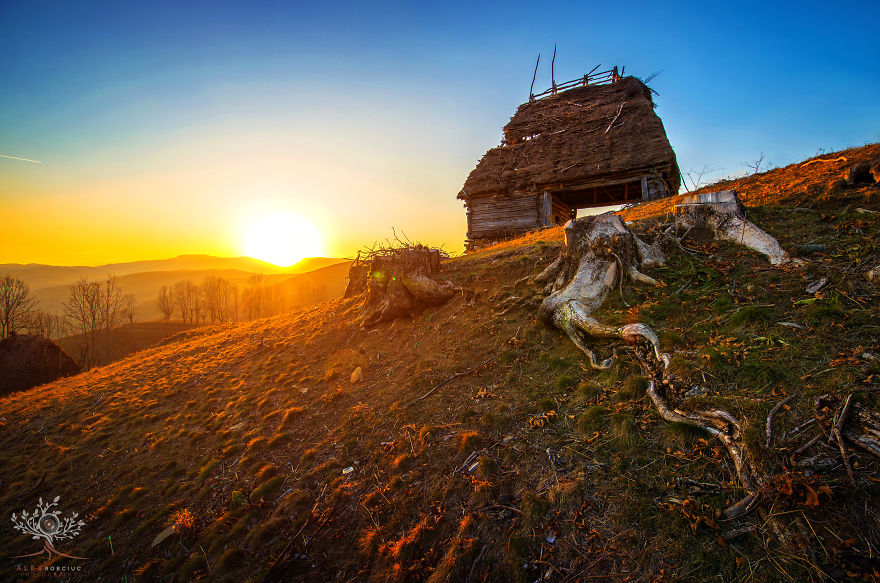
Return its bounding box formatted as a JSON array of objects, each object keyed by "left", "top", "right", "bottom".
[{"left": 0, "top": 154, "right": 42, "bottom": 163}]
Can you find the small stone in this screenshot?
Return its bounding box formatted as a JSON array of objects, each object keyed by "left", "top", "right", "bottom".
[
  {"left": 350, "top": 367, "right": 363, "bottom": 383},
  {"left": 806, "top": 277, "right": 828, "bottom": 295},
  {"left": 686, "top": 385, "right": 709, "bottom": 397}
]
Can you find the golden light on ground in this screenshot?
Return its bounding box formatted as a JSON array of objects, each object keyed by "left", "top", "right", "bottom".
[{"left": 241, "top": 212, "right": 325, "bottom": 267}]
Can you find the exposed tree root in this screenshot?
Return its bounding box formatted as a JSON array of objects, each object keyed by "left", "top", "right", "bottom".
[
  {"left": 633, "top": 339, "right": 759, "bottom": 518},
  {"left": 534, "top": 193, "right": 809, "bottom": 523},
  {"left": 841, "top": 400, "right": 880, "bottom": 460},
  {"left": 528, "top": 190, "right": 880, "bottom": 552},
  {"left": 672, "top": 190, "right": 803, "bottom": 266}
]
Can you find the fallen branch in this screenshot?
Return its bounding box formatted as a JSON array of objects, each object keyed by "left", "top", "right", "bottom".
[
  {"left": 766, "top": 394, "right": 796, "bottom": 448},
  {"left": 405, "top": 353, "right": 500, "bottom": 408},
  {"left": 793, "top": 434, "right": 823, "bottom": 458},
  {"left": 800, "top": 156, "right": 847, "bottom": 167},
  {"left": 842, "top": 400, "right": 880, "bottom": 460},
  {"left": 831, "top": 394, "right": 856, "bottom": 485}
]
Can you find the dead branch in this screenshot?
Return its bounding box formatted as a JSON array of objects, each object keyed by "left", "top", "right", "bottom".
[
  {"left": 743, "top": 152, "right": 765, "bottom": 175},
  {"left": 405, "top": 353, "right": 500, "bottom": 408},
  {"left": 794, "top": 434, "right": 823, "bottom": 458},
  {"left": 800, "top": 156, "right": 847, "bottom": 168},
  {"left": 831, "top": 394, "right": 856, "bottom": 485},
  {"left": 466, "top": 544, "right": 489, "bottom": 583},
  {"left": 766, "top": 394, "right": 796, "bottom": 448}
]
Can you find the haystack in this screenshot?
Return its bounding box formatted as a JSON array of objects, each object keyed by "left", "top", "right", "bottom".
[{"left": 459, "top": 75, "right": 680, "bottom": 249}]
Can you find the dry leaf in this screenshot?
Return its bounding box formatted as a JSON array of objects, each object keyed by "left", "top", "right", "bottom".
[{"left": 151, "top": 525, "right": 175, "bottom": 548}]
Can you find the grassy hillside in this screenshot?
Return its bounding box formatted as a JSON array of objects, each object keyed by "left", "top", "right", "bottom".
[
  {"left": 0, "top": 146, "right": 878, "bottom": 582},
  {"left": 54, "top": 263, "right": 351, "bottom": 368},
  {"left": 56, "top": 320, "right": 201, "bottom": 367}
]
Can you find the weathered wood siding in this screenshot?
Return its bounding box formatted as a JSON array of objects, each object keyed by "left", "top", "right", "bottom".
[
  {"left": 550, "top": 196, "right": 572, "bottom": 225},
  {"left": 465, "top": 193, "right": 540, "bottom": 239}
]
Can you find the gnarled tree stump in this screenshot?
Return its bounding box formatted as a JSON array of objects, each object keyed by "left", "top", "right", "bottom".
[
  {"left": 349, "top": 245, "right": 454, "bottom": 327},
  {"left": 535, "top": 194, "right": 803, "bottom": 516},
  {"left": 534, "top": 214, "right": 665, "bottom": 369},
  {"left": 672, "top": 190, "right": 800, "bottom": 266}
]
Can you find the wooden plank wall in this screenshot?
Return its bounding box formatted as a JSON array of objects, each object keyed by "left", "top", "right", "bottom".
[
  {"left": 550, "top": 196, "right": 572, "bottom": 225},
  {"left": 466, "top": 193, "right": 540, "bottom": 238}
]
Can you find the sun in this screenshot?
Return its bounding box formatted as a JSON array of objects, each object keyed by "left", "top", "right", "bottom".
[{"left": 242, "top": 213, "right": 324, "bottom": 267}]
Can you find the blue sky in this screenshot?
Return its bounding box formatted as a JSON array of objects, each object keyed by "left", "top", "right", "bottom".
[{"left": 1, "top": 0, "right": 878, "bottom": 263}]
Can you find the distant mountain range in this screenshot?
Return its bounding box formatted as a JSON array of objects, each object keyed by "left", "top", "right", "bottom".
[
  {"left": 0, "top": 255, "right": 351, "bottom": 321},
  {"left": 0, "top": 254, "right": 347, "bottom": 289}
]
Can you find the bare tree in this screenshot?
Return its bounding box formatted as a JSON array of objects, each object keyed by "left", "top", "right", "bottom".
[
  {"left": 24, "top": 310, "right": 62, "bottom": 339},
  {"left": 683, "top": 165, "right": 719, "bottom": 191},
  {"left": 172, "top": 280, "right": 202, "bottom": 324},
  {"left": 122, "top": 294, "right": 137, "bottom": 325},
  {"left": 191, "top": 284, "right": 203, "bottom": 324},
  {"left": 63, "top": 276, "right": 125, "bottom": 367},
  {"left": 203, "top": 276, "right": 221, "bottom": 323},
  {"left": 100, "top": 277, "right": 124, "bottom": 361},
  {"left": 173, "top": 281, "right": 190, "bottom": 323},
  {"left": 157, "top": 285, "right": 174, "bottom": 320},
  {"left": 743, "top": 152, "right": 765, "bottom": 175},
  {"left": 0, "top": 275, "right": 37, "bottom": 338},
  {"left": 245, "top": 273, "right": 266, "bottom": 320},
  {"left": 63, "top": 277, "right": 102, "bottom": 366},
  {"left": 203, "top": 276, "right": 238, "bottom": 323}
]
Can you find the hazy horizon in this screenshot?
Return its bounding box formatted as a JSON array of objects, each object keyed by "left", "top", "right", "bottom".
[{"left": 0, "top": 252, "right": 349, "bottom": 269}]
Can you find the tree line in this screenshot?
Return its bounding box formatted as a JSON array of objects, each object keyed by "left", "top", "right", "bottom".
[
  {"left": 156, "top": 273, "right": 287, "bottom": 324},
  {"left": 1, "top": 272, "right": 293, "bottom": 367}
]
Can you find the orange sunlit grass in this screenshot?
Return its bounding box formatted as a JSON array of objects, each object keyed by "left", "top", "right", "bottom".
[{"left": 241, "top": 212, "right": 325, "bottom": 267}]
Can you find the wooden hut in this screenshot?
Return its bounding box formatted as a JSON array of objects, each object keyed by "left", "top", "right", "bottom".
[{"left": 458, "top": 71, "right": 680, "bottom": 249}]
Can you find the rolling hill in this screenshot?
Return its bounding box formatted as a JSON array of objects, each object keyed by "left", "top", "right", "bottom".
[
  {"left": 0, "top": 145, "right": 878, "bottom": 581},
  {"left": 1, "top": 255, "right": 351, "bottom": 322}
]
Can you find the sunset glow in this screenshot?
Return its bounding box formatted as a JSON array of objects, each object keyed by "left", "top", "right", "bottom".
[
  {"left": 241, "top": 213, "right": 324, "bottom": 267},
  {"left": 1, "top": 1, "right": 877, "bottom": 268}
]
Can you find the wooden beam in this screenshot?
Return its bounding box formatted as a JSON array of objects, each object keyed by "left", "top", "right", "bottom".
[
  {"left": 529, "top": 53, "right": 541, "bottom": 101},
  {"left": 541, "top": 191, "right": 552, "bottom": 227},
  {"left": 641, "top": 176, "right": 649, "bottom": 200}
]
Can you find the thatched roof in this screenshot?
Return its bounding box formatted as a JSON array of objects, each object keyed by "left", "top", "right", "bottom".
[{"left": 459, "top": 76, "right": 680, "bottom": 199}]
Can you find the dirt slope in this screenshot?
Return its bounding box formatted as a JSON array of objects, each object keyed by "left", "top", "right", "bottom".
[{"left": 1, "top": 145, "right": 879, "bottom": 582}]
